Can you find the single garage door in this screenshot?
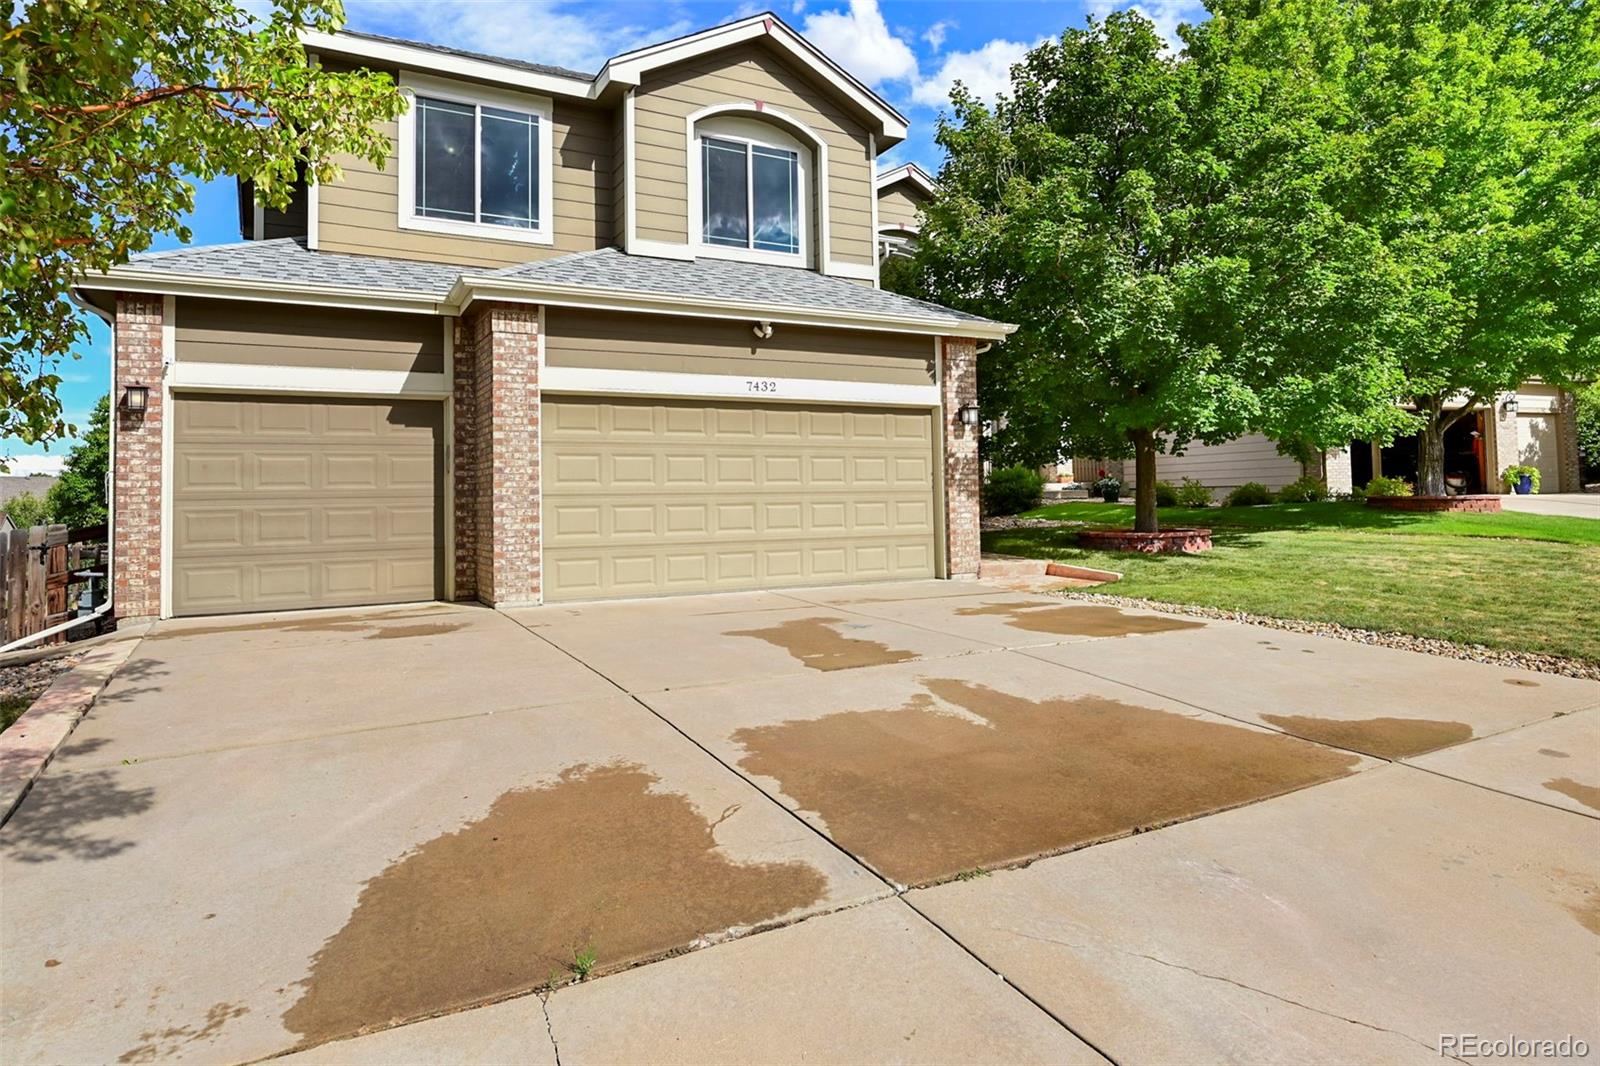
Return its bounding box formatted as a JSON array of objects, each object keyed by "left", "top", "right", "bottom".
[
  {"left": 171, "top": 395, "right": 443, "bottom": 616},
  {"left": 543, "top": 397, "right": 939, "bottom": 601}
]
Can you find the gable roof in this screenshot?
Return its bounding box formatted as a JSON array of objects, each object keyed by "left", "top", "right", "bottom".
[
  {"left": 877, "top": 162, "right": 937, "bottom": 198},
  {"left": 303, "top": 12, "right": 908, "bottom": 143}
]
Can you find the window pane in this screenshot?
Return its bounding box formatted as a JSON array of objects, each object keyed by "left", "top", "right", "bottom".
[
  {"left": 480, "top": 106, "right": 537, "bottom": 229},
  {"left": 416, "top": 97, "right": 474, "bottom": 222},
  {"left": 751, "top": 146, "right": 799, "bottom": 254},
  {"left": 702, "top": 138, "right": 748, "bottom": 247}
]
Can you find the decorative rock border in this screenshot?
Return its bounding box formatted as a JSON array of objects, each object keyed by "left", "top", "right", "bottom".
[
  {"left": 1076, "top": 528, "right": 1212, "bottom": 553},
  {"left": 1367, "top": 494, "right": 1502, "bottom": 513}
]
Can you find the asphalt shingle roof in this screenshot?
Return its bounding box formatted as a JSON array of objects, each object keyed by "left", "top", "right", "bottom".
[
  {"left": 333, "top": 29, "right": 593, "bottom": 81},
  {"left": 118, "top": 238, "right": 461, "bottom": 298},
  {"left": 484, "top": 247, "right": 996, "bottom": 326}
]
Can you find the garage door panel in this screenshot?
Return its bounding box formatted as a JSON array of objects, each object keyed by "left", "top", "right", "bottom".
[
  {"left": 173, "top": 396, "right": 441, "bottom": 616},
  {"left": 544, "top": 397, "right": 938, "bottom": 601}
]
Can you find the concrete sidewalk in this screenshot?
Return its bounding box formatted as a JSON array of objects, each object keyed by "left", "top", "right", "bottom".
[{"left": 2, "top": 584, "right": 1595, "bottom": 1064}]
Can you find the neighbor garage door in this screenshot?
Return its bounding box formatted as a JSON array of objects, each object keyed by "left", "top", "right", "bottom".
[
  {"left": 171, "top": 396, "right": 442, "bottom": 616},
  {"left": 543, "top": 398, "right": 938, "bottom": 601}
]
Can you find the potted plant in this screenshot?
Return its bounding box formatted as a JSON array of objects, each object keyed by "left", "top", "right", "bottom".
[
  {"left": 1500, "top": 464, "right": 1541, "bottom": 495},
  {"left": 1093, "top": 474, "right": 1123, "bottom": 503}
]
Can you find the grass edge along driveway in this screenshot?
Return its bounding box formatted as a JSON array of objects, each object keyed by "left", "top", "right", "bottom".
[{"left": 984, "top": 501, "right": 1600, "bottom": 664}]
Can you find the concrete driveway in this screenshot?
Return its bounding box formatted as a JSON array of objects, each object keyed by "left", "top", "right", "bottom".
[
  {"left": 1499, "top": 491, "right": 1600, "bottom": 518},
  {"left": 2, "top": 583, "right": 1596, "bottom": 1064}
]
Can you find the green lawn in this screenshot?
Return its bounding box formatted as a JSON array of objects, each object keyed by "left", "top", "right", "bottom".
[{"left": 985, "top": 501, "right": 1600, "bottom": 662}]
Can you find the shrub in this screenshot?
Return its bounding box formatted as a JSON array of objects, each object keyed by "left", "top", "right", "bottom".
[
  {"left": 982, "top": 466, "right": 1045, "bottom": 516},
  {"left": 1153, "top": 480, "right": 1179, "bottom": 507},
  {"left": 1366, "top": 475, "right": 1413, "bottom": 497},
  {"left": 1276, "top": 475, "right": 1329, "bottom": 503},
  {"left": 1500, "top": 464, "right": 1541, "bottom": 494},
  {"left": 1175, "top": 477, "right": 1213, "bottom": 507},
  {"left": 1092, "top": 475, "right": 1123, "bottom": 502},
  {"left": 1577, "top": 382, "right": 1600, "bottom": 482},
  {"left": 1335, "top": 486, "right": 1368, "bottom": 503},
  {"left": 2, "top": 491, "right": 51, "bottom": 530},
  {"left": 1223, "top": 481, "right": 1274, "bottom": 507}
]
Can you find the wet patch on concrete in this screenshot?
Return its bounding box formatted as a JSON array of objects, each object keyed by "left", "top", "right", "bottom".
[
  {"left": 1539, "top": 748, "right": 1571, "bottom": 758},
  {"left": 1544, "top": 777, "right": 1600, "bottom": 812},
  {"left": 146, "top": 608, "right": 459, "bottom": 641},
  {"left": 954, "top": 602, "right": 1206, "bottom": 638},
  {"left": 1560, "top": 877, "right": 1600, "bottom": 936},
  {"left": 282, "top": 763, "right": 827, "bottom": 1047},
  {"left": 726, "top": 617, "right": 918, "bottom": 672},
  {"left": 1260, "top": 714, "right": 1474, "bottom": 760},
  {"left": 1505, "top": 678, "right": 1541, "bottom": 688},
  {"left": 117, "top": 1002, "right": 250, "bottom": 1063},
  {"left": 362, "top": 622, "right": 467, "bottom": 641},
  {"left": 732, "top": 679, "right": 1360, "bottom": 886}
]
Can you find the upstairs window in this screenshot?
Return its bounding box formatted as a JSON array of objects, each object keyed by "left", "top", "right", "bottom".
[
  {"left": 416, "top": 96, "right": 539, "bottom": 229},
  {"left": 399, "top": 74, "right": 552, "bottom": 245},
  {"left": 702, "top": 136, "right": 800, "bottom": 255}
]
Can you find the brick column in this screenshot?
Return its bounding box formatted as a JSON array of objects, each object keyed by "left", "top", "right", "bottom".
[
  {"left": 1323, "top": 447, "right": 1353, "bottom": 494},
  {"left": 112, "top": 294, "right": 165, "bottom": 622},
  {"left": 1492, "top": 392, "right": 1519, "bottom": 493},
  {"left": 940, "top": 337, "right": 981, "bottom": 579},
  {"left": 1556, "top": 388, "right": 1581, "bottom": 492},
  {"left": 450, "top": 317, "right": 478, "bottom": 602},
  {"left": 467, "top": 303, "right": 541, "bottom": 607}
]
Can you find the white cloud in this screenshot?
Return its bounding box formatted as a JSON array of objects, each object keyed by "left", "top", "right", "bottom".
[
  {"left": 342, "top": 1, "right": 693, "bottom": 74},
  {"left": 801, "top": 0, "right": 919, "bottom": 86},
  {"left": 1089, "top": 0, "right": 1207, "bottom": 52},
  {"left": 910, "top": 38, "right": 1035, "bottom": 110},
  {"left": 790, "top": 0, "right": 807, "bottom": 13},
  {"left": 921, "top": 20, "right": 953, "bottom": 51},
  {"left": 3, "top": 454, "right": 66, "bottom": 477}
]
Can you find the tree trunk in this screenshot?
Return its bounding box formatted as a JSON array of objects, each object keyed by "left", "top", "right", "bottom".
[
  {"left": 1416, "top": 402, "right": 1447, "bottom": 497},
  {"left": 1132, "top": 429, "right": 1159, "bottom": 533}
]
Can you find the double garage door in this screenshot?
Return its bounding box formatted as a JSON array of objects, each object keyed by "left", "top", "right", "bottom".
[{"left": 171, "top": 395, "right": 938, "bottom": 615}]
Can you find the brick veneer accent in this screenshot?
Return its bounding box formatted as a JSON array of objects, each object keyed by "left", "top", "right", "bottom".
[
  {"left": 450, "top": 317, "right": 478, "bottom": 601},
  {"left": 941, "top": 337, "right": 981, "bottom": 578},
  {"left": 1492, "top": 392, "right": 1520, "bottom": 489},
  {"left": 1322, "top": 447, "right": 1353, "bottom": 494},
  {"left": 466, "top": 303, "right": 541, "bottom": 607},
  {"left": 112, "top": 294, "right": 165, "bottom": 622},
  {"left": 1368, "top": 494, "right": 1502, "bottom": 513}
]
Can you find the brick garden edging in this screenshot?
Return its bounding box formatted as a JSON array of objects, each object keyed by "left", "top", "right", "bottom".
[
  {"left": 0, "top": 626, "right": 147, "bottom": 824},
  {"left": 1367, "top": 494, "right": 1502, "bottom": 513},
  {"left": 1076, "top": 528, "right": 1213, "bottom": 554}
]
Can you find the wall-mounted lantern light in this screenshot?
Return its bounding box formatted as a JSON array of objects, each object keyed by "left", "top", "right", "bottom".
[
  {"left": 122, "top": 382, "right": 150, "bottom": 415},
  {"left": 958, "top": 404, "right": 981, "bottom": 428},
  {"left": 1500, "top": 396, "right": 1519, "bottom": 417}
]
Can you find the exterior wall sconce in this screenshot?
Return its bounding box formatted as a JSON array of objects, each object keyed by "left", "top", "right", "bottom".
[
  {"left": 122, "top": 382, "right": 150, "bottom": 415},
  {"left": 958, "top": 404, "right": 981, "bottom": 427},
  {"left": 1500, "top": 396, "right": 1519, "bottom": 416}
]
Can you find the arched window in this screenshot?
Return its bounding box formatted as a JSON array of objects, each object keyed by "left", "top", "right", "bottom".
[{"left": 691, "top": 113, "right": 813, "bottom": 266}]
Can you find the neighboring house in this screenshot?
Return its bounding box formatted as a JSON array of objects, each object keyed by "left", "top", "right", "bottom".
[
  {"left": 1067, "top": 384, "right": 1583, "bottom": 496},
  {"left": 74, "top": 14, "right": 1012, "bottom": 622},
  {"left": 0, "top": 474, "right": 59, "bottom": 531},
  {"left": 875, "top": 162, "right": 936, "bottom": 260}
]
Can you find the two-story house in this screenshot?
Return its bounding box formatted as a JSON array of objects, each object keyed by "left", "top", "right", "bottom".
[{"left": 75, "top": 13, "right": 1012, "bottom": 621}]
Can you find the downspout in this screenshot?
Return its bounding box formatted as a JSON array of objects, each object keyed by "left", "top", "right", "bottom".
[{"left": 0, "top": 291, "right": 118, "bottom": 652}]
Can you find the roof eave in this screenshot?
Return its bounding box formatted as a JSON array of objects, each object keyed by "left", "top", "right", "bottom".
[
  {"left": 300, "top": 29, "right": 601, "bottom": 100},
  {"left": 454, "top": 275, "right": 1015, "bottom": 340},
  {"left": 77, "top": 267, "right": 448, "bottom": 315}
]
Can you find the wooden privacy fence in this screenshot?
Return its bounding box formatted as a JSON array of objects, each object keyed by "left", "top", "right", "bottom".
[{"left": 0, "top": 524, "right": 105, "bottom": 647}]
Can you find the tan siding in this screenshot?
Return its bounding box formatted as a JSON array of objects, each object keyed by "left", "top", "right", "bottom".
[
  {"left": 318, "top": 93, "right": 612, "bottom": 266},
  {"left": 1155, "top": 434, "right": 1304, "bottom": 491},
  {"left": 544, "top": 310, "right": 935, "bottom": 386},
  {"left": 633, "top": 41, "right": 877, "bottom": 264},
  {"left": 877, "top": 183, "right": 925, "bottom": 231},
  {"left": 612, "top": 103, "right": 627, "bottom": 245},
  {"left": 176, "top": 298, "right": 443, "bottom": 374}
]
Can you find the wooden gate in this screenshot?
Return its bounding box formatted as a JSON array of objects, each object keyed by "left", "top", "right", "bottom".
[{"left": 0, "top": 524, "right": 100, "bottom": 646}]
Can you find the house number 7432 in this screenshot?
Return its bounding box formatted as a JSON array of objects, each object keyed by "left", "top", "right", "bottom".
[{"left": 746, "top": 379, "right": 778, "bottom": 393}]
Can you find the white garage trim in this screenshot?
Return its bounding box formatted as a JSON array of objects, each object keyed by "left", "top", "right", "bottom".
[
  {"left": 167, "top": 362, "right": 449, "bottom": 399},
  {"left": 540, "top": 365, "right": 939, "bottom": 408},
  {"left": 160, "top": 295, "right": 176, "bottom": 619}
]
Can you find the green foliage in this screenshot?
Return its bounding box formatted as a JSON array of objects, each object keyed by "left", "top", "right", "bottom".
[
  {"left": 44, "top": 395, "right": 109, "bottom": 529},
  {"left": 1576, "top": 382, "right": 1600, "bottom": 481},
  {"left": 1, "top": 0, "right": 406, "bottom": 446},
  {"left": 1276, "top": 476, "right": 1329, "bottom": 504},
  {"left": 1500, "top": 464, "right": 1542, "bottom": 494},
  {"left": 569, "top": 945, "right": 598, "bottom": 981},
  {"left": 1366, "top": 475, "right": 1414, "bottom": 498},
  {"left": 3, "top": 491, "right": 51, "bottom": 529},
  {"left": 1224, "top": 482, "right": 1274, "bottom": 507},
  {"left": 877, "top": 253, "right": 926, "bottom": 300},
  {"left": 1154, "top": 480, "right": 1180, "bottom": 507},
  {"left": 1093, "top": 476, "right": 1123, "bottom": 503},
  {"left": 1176, "top": 478, "right": 1214, "bottom": 507},
  {"left": 982, "top": 465, "right": 1046, "bottom": 516}
]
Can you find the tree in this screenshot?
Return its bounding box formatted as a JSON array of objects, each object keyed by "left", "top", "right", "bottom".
[
  {"left": 45, "top": 395, "right": 110, "bottom": 529},
  {"left": 1576, "top": 381, "right": 1600, "bottom": 484},
  {"left": 1, "top": 0, "right": 405, "bottom": 448},
  {"left": 3, "top": 491, "right": 51, "bottom": 530},
  {"left": 917, "top": 12, "right": 1263, "bottom": 533},
  {"left": 1233, "top": 0, "right": 1600, "bottom": 495}
]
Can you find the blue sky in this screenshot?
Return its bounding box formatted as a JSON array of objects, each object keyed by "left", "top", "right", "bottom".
[{"left": 4, "top": 0, "right": 1203, "bottom": 473}]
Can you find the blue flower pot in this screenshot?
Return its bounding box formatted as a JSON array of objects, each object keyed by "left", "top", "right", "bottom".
[{"left": 1516, "top": 474, "right": 1532, "bottom": 495}]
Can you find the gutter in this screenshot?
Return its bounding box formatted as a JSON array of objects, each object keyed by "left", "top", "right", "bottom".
[{"left": 0, "top": 292, "right": 118, "bottom": 653}]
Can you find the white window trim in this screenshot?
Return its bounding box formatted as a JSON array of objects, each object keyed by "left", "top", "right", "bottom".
[
  {"left": 398, "top": 71, "right": 554, "bottom": 247},
  {"left": 686, "top": 104, "right": 829, "bottom": 270}
]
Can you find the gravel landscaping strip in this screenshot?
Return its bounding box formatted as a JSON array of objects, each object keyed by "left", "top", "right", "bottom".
[
  {"left": 981, "top": 517, "right": 1085, "bottom": 531},
  {"left": 0, "top": 653, "right": 83, "bottom": 725},
  {"left": 1054, "top": 590, "right": 1600, "bottom": 682}
]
